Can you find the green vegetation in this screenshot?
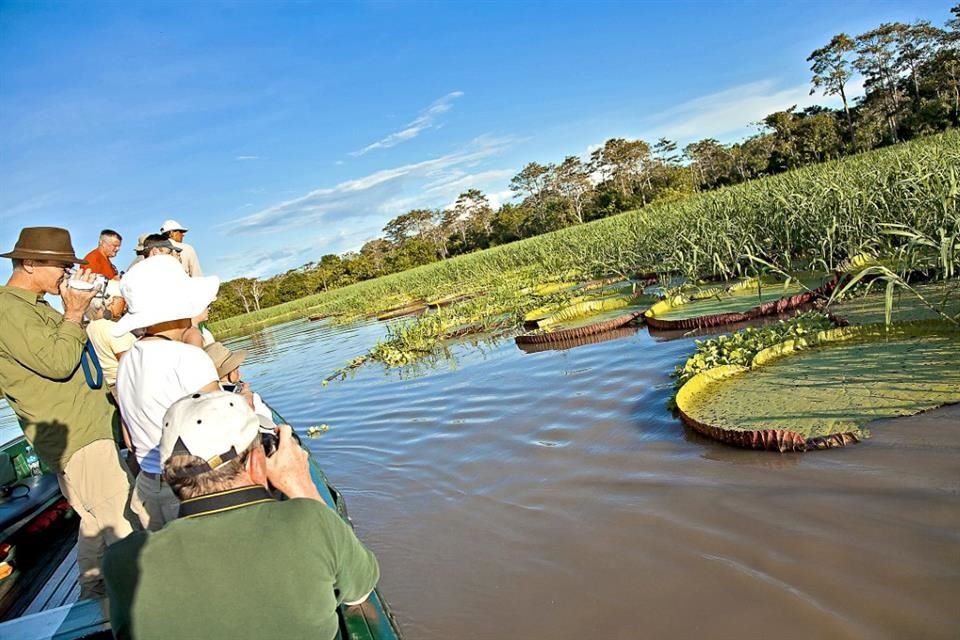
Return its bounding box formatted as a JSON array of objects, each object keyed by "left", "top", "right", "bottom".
[
  {"left": 676, "top": 322, "right": 960, "bottom": 449},
  {"left": 211, "top": 5, "right": 960, "bottom": 323},
  {"left": 672, "top": 312, "right": 837, "bottom": 388},
  {"left": 210, "top": 129, "right": 960, "bottom": 372}
]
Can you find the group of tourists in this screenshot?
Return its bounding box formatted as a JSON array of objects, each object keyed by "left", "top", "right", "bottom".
[{"left": 0, "top": 224, "right": 379, "bottom": 639}]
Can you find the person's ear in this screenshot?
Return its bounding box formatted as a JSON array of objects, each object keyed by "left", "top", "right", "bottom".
[
  {"left": 21, "top": 260, "right": 36, "bottom": 274},
  {"left": 247, "top": 446, "right": 268, "bottom": 488}
]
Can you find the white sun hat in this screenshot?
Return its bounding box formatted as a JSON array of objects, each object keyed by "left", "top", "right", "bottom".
[
  {"left": 112, "top": 254, "right": 219, "bottom": 336},
  {"left": 160, "top": 218, "right": 188, "bottom": 234},
  {"left": 159, "top": 391, "right": 262, "bottom": 470}
]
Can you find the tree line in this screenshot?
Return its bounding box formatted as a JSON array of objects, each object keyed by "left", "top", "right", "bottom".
[{"left": 211, "top": 4, "right": 960, "bottom": 321}]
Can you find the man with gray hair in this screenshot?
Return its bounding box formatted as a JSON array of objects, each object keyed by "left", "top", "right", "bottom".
[
  {"left": 103, "top": 391, "right": 380, "bottom": 639},
  {"left": 83, "top": 229, "right": 122, "bottom": 279}
]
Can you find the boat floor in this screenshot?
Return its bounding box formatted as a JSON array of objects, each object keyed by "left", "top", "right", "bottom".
[{"left": 23, "top": 543, "right": 81, "bottom": 615}]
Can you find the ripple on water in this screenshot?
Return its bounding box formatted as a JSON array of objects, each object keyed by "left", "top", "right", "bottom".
[{"left": 118, "top": 317, "right": 960, "bottom": 638}]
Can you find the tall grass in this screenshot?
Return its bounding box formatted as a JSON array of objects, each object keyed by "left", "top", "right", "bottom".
[{"left": 210, "top": 130, "right": 960, "bottom": 336}]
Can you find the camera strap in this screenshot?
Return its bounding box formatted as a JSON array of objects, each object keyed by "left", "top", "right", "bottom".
[{"left": 80, "top": 341, "right": 104, "bottom": 390}]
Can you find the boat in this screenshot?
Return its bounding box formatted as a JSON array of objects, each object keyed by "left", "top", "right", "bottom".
[{"left": 0, "top": 405, "right": 403, "bottom": 639}]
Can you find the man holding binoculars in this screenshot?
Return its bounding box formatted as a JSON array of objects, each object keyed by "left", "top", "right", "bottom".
[{"left": 103, "top": 390, "right": 380, "bottom": 640}]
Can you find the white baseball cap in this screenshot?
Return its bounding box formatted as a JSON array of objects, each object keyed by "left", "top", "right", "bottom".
[
  {"left": 112, "top": 254, "right": 219, "bottom": 336},
  {"left": 160, "top": 219, "right": 188, "bottom": 234},
  {"left": 160, "top": 391, "right": 263, "bottom": 470}
]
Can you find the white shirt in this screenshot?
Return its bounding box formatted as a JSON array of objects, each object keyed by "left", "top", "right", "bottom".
[
  {"left": 116, "top": 340, "right": 218, "bottom": 474},
  {"left": 85, "top": 318, "right": 136, "bottom": 387}
]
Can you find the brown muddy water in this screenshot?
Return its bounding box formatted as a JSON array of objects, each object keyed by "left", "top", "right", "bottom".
[
  {"left": 3, "top": 316, "right": 953, "bottom": 637},
  {"left": 218, "top": 317, "right": 960, "bottom": 639}
]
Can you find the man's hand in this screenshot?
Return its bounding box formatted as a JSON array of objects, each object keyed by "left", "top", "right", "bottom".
[
  {"left": 265, "top": 425, "right": 322, "bottom": 501},
  {"left": 60, "top": 268, "right": 99, "bottom": 323}
]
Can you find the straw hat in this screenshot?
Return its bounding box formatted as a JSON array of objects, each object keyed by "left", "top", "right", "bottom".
[
  {"left": 112, "top": 255, "right": 219, "bottom": 336},
  {"left": 203, "top": 342, "right": 247, "bottom": 379},
  {"left": 0, "top": 227, "right": 86, "bottom": 264}
]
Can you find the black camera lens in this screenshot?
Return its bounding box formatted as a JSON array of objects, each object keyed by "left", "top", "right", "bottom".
[{"left": 261, "top": 431, "right": 279, "bottom": 457}]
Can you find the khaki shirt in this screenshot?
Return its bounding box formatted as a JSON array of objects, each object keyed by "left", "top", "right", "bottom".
[
  {"left": 0, "top": 286, "right": 118, "bottom": 472},
  {"left": 170, "top": 240, "right": 202, "bottom": 277},
  {"left": 85, "top": 318, "right": 136, "bottom": 387}
]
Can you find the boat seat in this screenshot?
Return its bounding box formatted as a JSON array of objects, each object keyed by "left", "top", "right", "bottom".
[{"left": 0, "top": 473, "right": 62, "bottom": 533}]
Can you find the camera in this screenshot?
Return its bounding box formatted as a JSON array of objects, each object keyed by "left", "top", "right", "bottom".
[
  {"left": 260, "top": 428, "right": 302, "bottom": 458},
  {"left": 66, "top": 267, "right": 106, "bottom": 292},
  {"left": 261, "top": 431, "right": 280, "bottom": 457}
]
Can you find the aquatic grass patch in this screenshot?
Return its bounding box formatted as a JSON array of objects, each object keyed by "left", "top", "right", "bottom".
[
  {"left": 672, "top": 312, "right": 838, "bottom": 389},
  {"left": 675, "top": 321, "right": 960, "bottom": 451}
]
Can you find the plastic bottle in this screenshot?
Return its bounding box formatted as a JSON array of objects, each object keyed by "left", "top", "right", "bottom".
[{"left": 24, "top": 446, "right": 42, "bottom": 477}]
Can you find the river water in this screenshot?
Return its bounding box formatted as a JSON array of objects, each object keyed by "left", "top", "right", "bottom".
[
  {"left": 1, "top": 315, "right": 957, "bottom": 638},
  {"left": 222, "top": 317, "right": 958, "bottom": 639}
]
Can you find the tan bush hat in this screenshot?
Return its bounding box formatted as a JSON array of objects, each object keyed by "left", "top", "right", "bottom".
[
  {"left": 203, "top": 342, "right": 247, "bottom": 379},
  {"left": 1, "top": 227, "right": 86, "bottom": 264}
]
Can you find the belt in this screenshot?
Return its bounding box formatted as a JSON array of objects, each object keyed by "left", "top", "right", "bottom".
[{"left": 140, "top": 470, "right": 163, "bottom": 480}]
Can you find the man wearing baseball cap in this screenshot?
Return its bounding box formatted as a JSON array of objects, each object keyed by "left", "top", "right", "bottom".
[
  {"left": 159, "top": 218, "right": 202, "bottom": 277},
  {"left": 0, "top": 227, "right": 136, "bottom": 598},
  {"left": 103, "top": 391, "right": 380, "bottom": 639}
]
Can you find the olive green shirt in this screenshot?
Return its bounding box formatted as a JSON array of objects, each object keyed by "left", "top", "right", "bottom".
[
  {"left": 0, "top": 285, "right": 118, "bottom": 472},
  {"left": 104, "top": 486, "right": 380, "bottom": 640}
]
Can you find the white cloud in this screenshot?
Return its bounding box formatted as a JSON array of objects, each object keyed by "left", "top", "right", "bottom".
[
  {"left": 230, "top": 135, "right": 512, "bottom": 234},
  {"left": 487, "top": 189, "right": 516, "bottom": 210},
  {"left": 217, "top": 242, "right": 318, "bottom": 279},
  {"left": 350, "top": 91, "right": 464, "bottom": 156},
  {"left": 234, "top": 155, "right": 259, "bottom": 161},
  {"left": 645, "top": 78, "right": 866, "bottom": 144}
]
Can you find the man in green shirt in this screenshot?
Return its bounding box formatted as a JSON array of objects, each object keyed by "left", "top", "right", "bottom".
[
  {"left": 0, "top": 227, "right": 136, "bottom": 598},
  {"left": 103, "top": 391, "right": 380, "bottom": 640}
]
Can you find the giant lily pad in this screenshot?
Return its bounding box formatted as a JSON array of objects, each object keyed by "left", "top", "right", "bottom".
[
  {"left": 829, "top": 281, "right": 960, "bottom": 325},
  {"left": 515, "top": 294, "right": 654, "bottom": 345},
  {"left": 675, "top": 321, "right": 960, "bottom": 451},
  {"left": 523, "top": 280, "right": 645, "bottom": 328},
  {"left": 644, "top": 275, "right": 836, "bottom": 330},
  {"left": 517, "top": 326, "right": 640, "bottom": 354}
]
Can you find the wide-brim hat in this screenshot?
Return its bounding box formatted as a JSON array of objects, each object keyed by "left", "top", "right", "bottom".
[
  {"left": 113, "top": 254, "right": 219, "bottom": 336},
  {"left": 203, "top": 342, "right": 247, "bottom": 379},
  {"left": 0, "top": 227, "right": 87, "bottom": 265},
  {"left": 160, "top": 219, "right": 188, "bottom": 234}
]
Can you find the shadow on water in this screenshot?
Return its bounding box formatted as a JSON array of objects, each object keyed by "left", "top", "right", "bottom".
[{"left": 225, "top": 315, "right": 960, "bottom": 640}]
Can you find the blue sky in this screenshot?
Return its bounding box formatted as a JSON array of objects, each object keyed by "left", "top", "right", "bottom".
[{"left": 1, "top": 0, "right": 953, "bottom": 281}]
